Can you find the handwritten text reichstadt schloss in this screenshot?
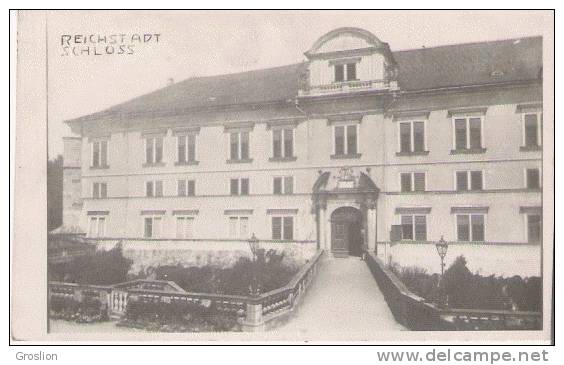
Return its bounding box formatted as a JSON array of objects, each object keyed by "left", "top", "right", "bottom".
[{"left": 61, "top": 33, "right": 161, "bottom": 56}]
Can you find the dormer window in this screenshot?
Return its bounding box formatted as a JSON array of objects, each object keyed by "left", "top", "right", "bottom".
[{"left": 334, "top": 62, "right": 357, "bottom": 83}]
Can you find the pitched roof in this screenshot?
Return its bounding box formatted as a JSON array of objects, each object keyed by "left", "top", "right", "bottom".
[{"left": 67, "top": 36, "right": 542, "bottom": 124}]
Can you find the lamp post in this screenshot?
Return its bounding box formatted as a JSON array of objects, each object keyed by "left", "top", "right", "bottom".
[
  {"left": 435, "top": 236, "right": 449, "bottom": 306},
  {"left": 248, "top": 233, "right": 260, "bottom": 297}
]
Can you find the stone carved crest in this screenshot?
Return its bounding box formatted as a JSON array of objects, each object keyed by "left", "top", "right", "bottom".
[{"left": 335, "top": 167, "right": 357, "bottom": 189}]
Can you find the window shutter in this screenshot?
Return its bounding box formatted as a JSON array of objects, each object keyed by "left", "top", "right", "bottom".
[
  {"left": 413, "top": 173, "right": 425, "bottom": 192},
  {"left": 284, "top": 176, "right": 293, "bottom": 194},
  {"left": 273, "top": 177, "right": 282, "bottom": 195},
  {"left": 272, "top": 217, "right": 282, "bottom": 240}
]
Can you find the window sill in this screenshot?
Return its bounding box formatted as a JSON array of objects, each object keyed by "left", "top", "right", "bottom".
[
  {"left": 269, "top": 156, "right": 297, "bottom": 162},
  {"left": 520, "top": 145, "right": 542, "bottom": 152},
  {"left": 526, "top": 187, "right": 542, "bottom": 191},
  {"left": 399, "top": 190, "right": 426, "bottom": 194},
  {"left": 450, "top": 148, "right": 487, "bottom": 155},
  {"left": 175, "top": 160, "right": 200, "bottom": 166},
  {"left": 142, "top": 162, "right": 165, "bottom": 167},
  {"left": 145, "top": 195, "right": 164, "bottom": 198},
  {"left": 396, "top": 151, "right": 430, "bottom": 157},
  {"left": 330, "top": 153, "right": 362, "bottom": 160},
  {"left": 226, "top": 158, "right": 253, "bottom": 164},
  {"left": 90, "top": 165, "right": 110, "bottom": 170}
]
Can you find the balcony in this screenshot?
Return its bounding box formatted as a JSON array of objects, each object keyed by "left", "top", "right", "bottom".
[{"left": 298, "top": 79, "right": 396, "bottom": 97}]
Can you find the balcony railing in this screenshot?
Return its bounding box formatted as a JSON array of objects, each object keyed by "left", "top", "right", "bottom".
[{"left": 299, "top": 79, "right": 393, "bottom": 96}]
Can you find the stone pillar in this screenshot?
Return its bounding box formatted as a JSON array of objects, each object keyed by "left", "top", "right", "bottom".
[
  {"left": 319, "top": 208, "right": 326, "bottom": 250},
  {"left": 367, "top": 208, "right": 376, "bottom": 252},
  {"left": 241, "top": 302, "right": 265, "bottom": 332}
]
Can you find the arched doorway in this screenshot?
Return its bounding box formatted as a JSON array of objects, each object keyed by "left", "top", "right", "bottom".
[{"left": 330, "top": 207, "right": 363, "bottom": 257}]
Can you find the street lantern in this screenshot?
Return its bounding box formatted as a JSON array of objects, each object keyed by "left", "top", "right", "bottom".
[
  {"left": 435, "top": 236, "right": 449, "bottom": 276},
  {"left": 248, "top": 233, "right": 260, "bottom": 296},
  {"left": 435, "top": 236, "right": 449, "bottom": 307}
]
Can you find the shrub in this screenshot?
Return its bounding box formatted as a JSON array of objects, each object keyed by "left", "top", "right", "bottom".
[
  {"left": 390, "top": 256, "right": 542, "bottom": 311},
  {"left": 154, "top": 249, "right": 299, "bottom": 296},
  {"left": 50, "top": 245, "right": 133, "bottom": 285},
  {"left": 122, "top": 299, "right": 239, "bottom": 332}
]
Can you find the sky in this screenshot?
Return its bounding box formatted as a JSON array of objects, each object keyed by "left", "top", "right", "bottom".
[{"left": 46, "top": 10, "right": 552, "bottom": 157}]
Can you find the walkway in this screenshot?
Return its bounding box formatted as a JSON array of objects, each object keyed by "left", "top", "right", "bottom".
[{"left": 274, "top": 256, "right": 405, "bottom": 337}]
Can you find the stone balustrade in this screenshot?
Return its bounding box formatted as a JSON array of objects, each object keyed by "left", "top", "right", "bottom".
[{"left": 48, "top": 250, "right": 324, "bottom": 332}]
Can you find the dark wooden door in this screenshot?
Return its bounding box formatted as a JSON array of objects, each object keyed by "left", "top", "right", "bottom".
[
  {"left": 331, "top": 207, "right": 362, "bottom": 258},
  {"left": 331, "top": 221, "right": 349, "bottom": 257}
]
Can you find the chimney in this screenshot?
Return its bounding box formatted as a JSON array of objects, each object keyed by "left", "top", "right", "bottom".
[{"left": 167, "top": 77, "right": 174, "bottom": 86}]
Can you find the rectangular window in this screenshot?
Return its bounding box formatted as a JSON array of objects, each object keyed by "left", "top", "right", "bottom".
[
  {"left": 401, "top": 215, "right": 414, "bottom": 240},
  {"left": 346, "top": 125, "right": 357, "bottom": 155},
  {"left": 400, "top": 173, "right": 412, "bottom": 192},
  {"left": 456, "top": 215, "right": 470, "bottom": 241},
  {"left": 177, "top": 134, "right": 197, "bottom": 163},
  {"left": 230, "top": 178, "right": 249, "bottom": 195},
  {"left": 399, "top": 123, "right": 411, "bottom": 153},
  {"left": 454, "top": 117, "right": 483, "bottom": 150},
  {"left": 527, "top": 214, "right": 542, "bottom": 243},
  {"left": 145, "top": 136, "right": 163, "bottom": 164},
  {"left": 92, "top": 182, "right": 107, "bottom": 199},
  {"left": 400, "top": 172, "right": 425, "bottom": 192},
  {"left": 240, "top": 178, "right": 249, "bottom": 195},
  {"left": 88, "top": 216, "right": 106, "bottom": 237},
  {"left": 240, "top": 132, "right": 249, "bottom": 160},
  {"left": 456, "top": 171, "right": 468, "bottom": 191},
  {"left": 228, "top": 216, "right": 249, "bottom": 239},
  {"left": 413, "top": 122, "right": 425, "bottom": 152},
  {"left": 334, "top": 124, "right": 359, "bottom": 156},
  {"left": 230, "top": 132, "right": 239, "bottom": 160},
  {"left": 346, "top": 63, "right": 357, "bottom": 81},
  {"left": 155, "top": 181, "right": 163, "bottom": 197},
  {"left": 177, "top": 179, "right": 186, "bottom": 196},
  {"left": 230, "top": 179, "right": 239, "bottom": 195},
  {"left": 91, "top": 140, "right": 108, "bottom": 167},
  {"left": 334, "top": 126, "right": 345, "bottom": 155},
  {"left": 273, "top": 176, "right": 294, "bottom": 195},
  {"left": 272, "top": 216, "right": 294, "bottom": 240},
  {"left": 470, "top": 171, "right": 483, "bottom": 190},
  {"left": 178, "top": 179, "right": 195, "bottom": 196},
  {"left": 401, "top": 215, "right": 427, "bottom": 241},
  {"left": 187, "top": 180, "right": 195, "bottom": 196},
  {"left": 144, "top": 216, "right": 162, "bottom": 238},
  {"left": 413, "top": 173, "right": 426, "bottom": 192},
  {"left": 399, "top": 121, "right": 426, "bottom": 153},
  {"left": 469, "top": 117, "right": 482, "bottom": 149},
  {"left": 456, "top": 171, "right": 483, "bottom": 191},
  {"left": 272, "top": 129, "right": 294, "bottom": 158},
  {"left": 273, "top": 129, "right": 282, "bottom": 158},
  {"left": 524, "top": 113, "right": 541, "bottom": 147},
  {"left": 230, "top": 131, "right": 250, "bottom": 160},
  {"left": 146, "top": 180, "right": 163, "bottom": 197},
  {"left": 283, "top": 129, "right": 293, "bottom": 157},
  {"left": 454, "top": 118, "right": 468, "bottom": 150},
  {"left": 526, "top": 168, "right": 540, "bottom": 189},
  {"left": 334, "top": 64, "right": 344, "bottom": 82},
  {"left": 283, "top": 217, "right": 294, "bottom": 240},
  {"left": 175, "top": 216, "right": 194, "bottom": 239},
  {"left": 457, "top": 214, "right": 485, "bottom": 242}
]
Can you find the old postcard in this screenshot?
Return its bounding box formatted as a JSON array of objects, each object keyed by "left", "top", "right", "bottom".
[{"left": 11, "top": 10, "right": 554, "bottom": 343}]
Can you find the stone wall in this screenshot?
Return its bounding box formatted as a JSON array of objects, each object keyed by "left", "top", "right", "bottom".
[
  {"left": 376, "top": 242, "right": 541, "bottom": 277},
  {"left": 94, "top": 239, "right": 318, "bottom": 275}
]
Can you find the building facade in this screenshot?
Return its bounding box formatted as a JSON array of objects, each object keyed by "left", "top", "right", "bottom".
[{"left": 62, "top": 27, "right": 543, "bottom": 258}]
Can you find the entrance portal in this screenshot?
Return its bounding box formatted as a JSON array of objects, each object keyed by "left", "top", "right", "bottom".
[{"left": 330, "top": 207, "right": 363, "bottom": 257}]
